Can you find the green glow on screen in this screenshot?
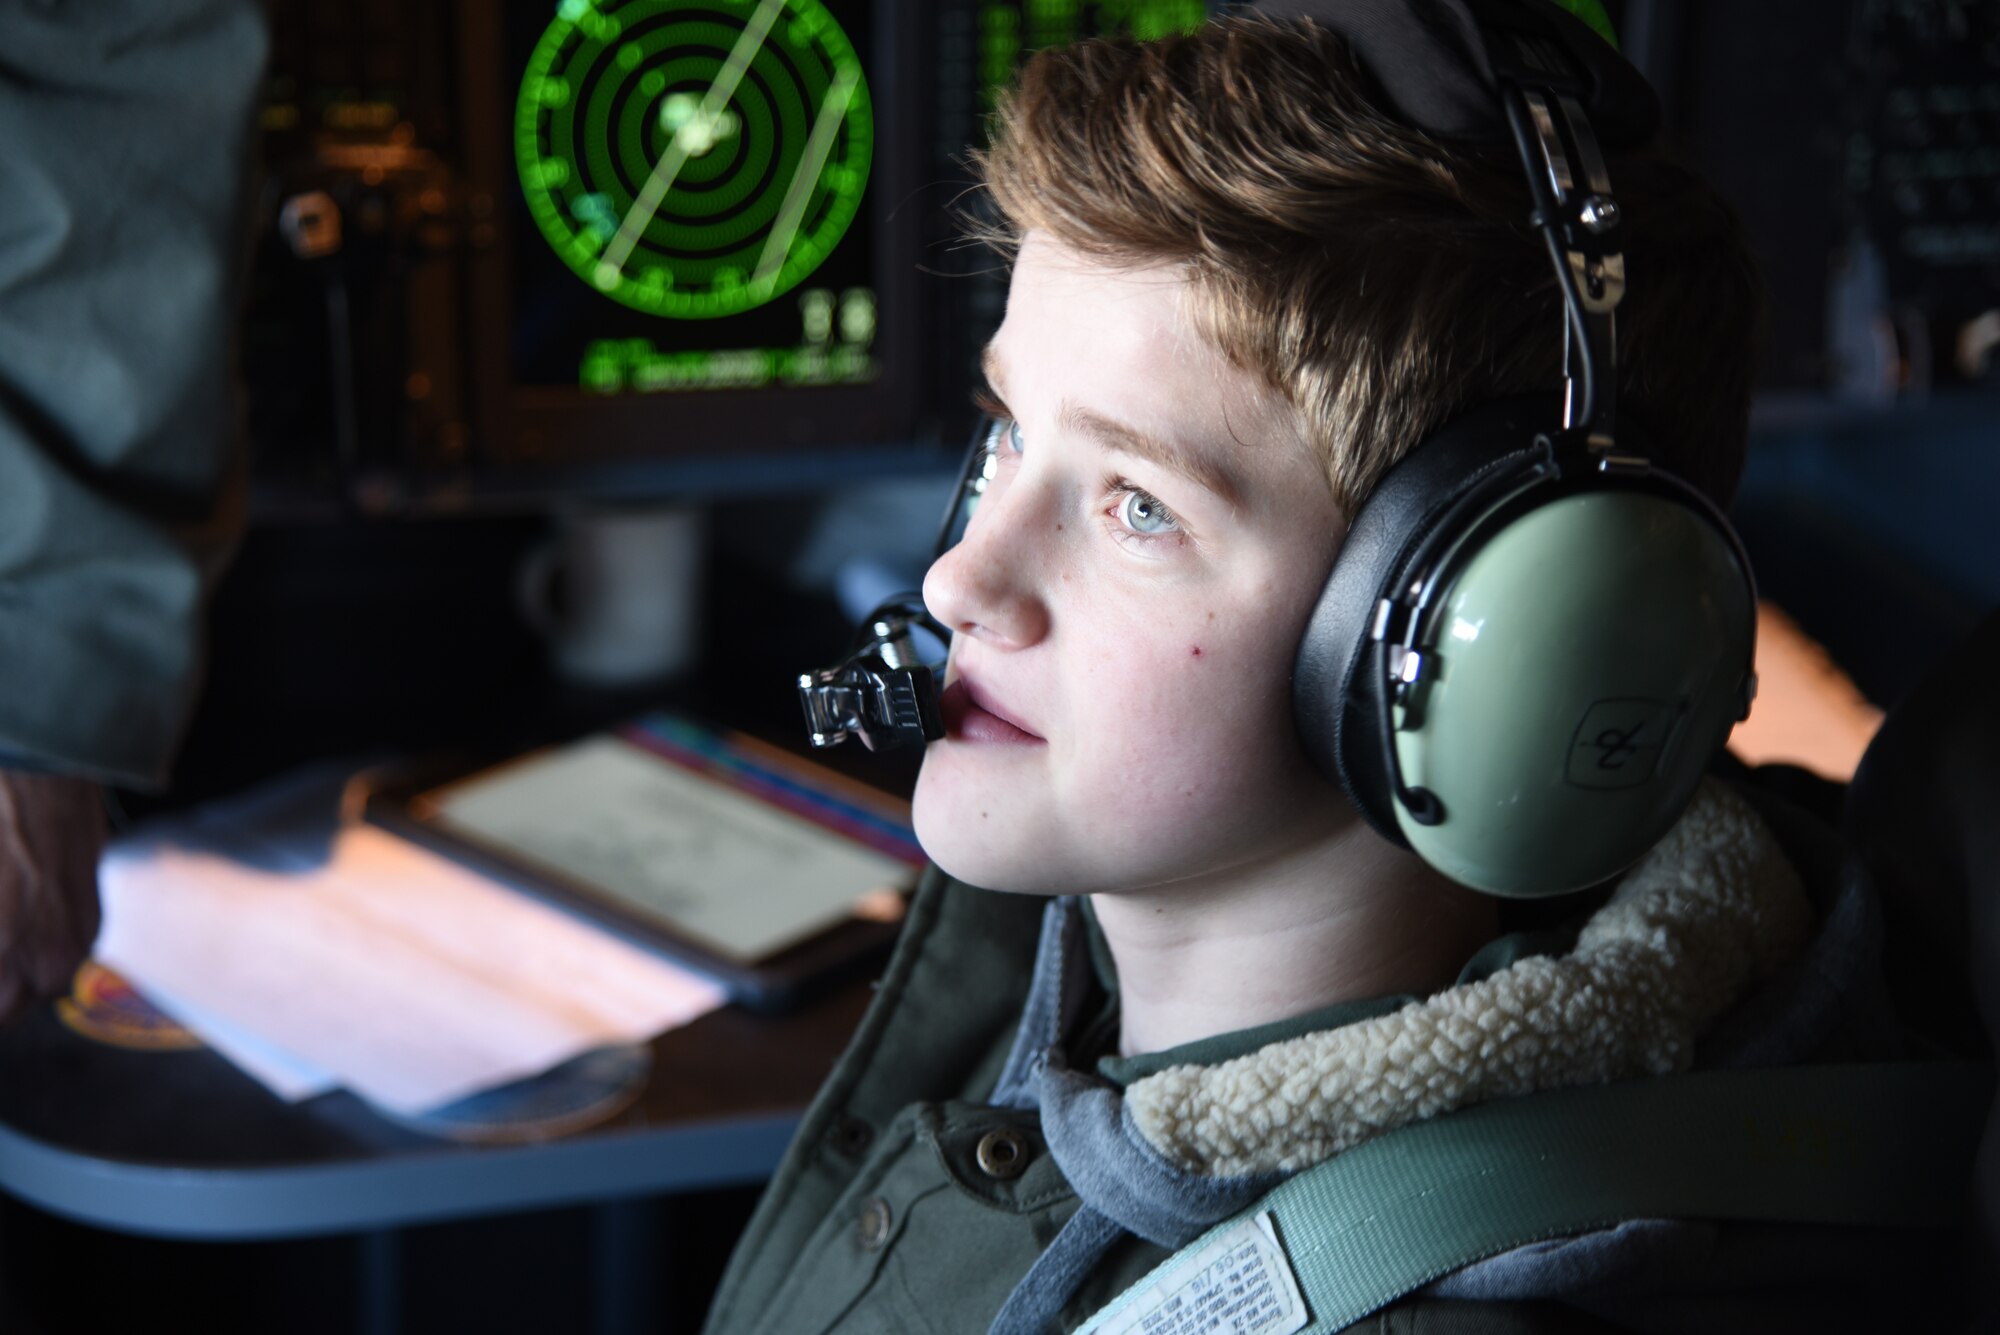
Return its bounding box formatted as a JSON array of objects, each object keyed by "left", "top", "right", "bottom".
[
  {"left": 1548, "top": 0, "right": 1620, "bottom": 50},
  {"left": 579, "top": 285, "right": 878, "bottom": 392},
  {"left": 979, "top": 1, "right": 1207, "bottom": 108},
  {"left": 516, "top": 0, "right": 874, "bottom": 320}
]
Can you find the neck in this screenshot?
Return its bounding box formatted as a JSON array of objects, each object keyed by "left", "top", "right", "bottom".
[{"left": 1089, "top": 817, "right": 1499, "bottom": 1060}]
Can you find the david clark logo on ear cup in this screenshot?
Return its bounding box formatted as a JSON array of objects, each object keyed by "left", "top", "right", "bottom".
[{"left": 1565, "top": 697, "right": 1687, "bottom": 790}]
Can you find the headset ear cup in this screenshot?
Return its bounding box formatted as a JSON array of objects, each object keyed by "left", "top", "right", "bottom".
[
  {"left": 1393, "top": 485, "right": 1756, "bottom": 895},
  {"left": 1297, "top": 397, "right": 1760, "bottom": 897},
  {"left": 1294, "top": 396, "right": 1560, "bottom": 841}
]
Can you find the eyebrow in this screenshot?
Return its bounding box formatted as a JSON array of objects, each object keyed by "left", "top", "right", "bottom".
[{"left": 980, "top": 343, "right": 1243, "bottom": 509}]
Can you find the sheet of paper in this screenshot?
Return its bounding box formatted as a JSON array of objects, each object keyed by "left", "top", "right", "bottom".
[
  {"left": 96, "top": 765, "right": 728, "bottom": 1115},
  {"left": 429, "top": 734, "right": 914, "bottom": 962},
  {"left": 140, "top": 985, "right": 341, "bottom": 1102}
]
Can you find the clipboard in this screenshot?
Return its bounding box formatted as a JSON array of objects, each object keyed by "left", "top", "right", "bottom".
[{"left": 363, "top": 712, "right": 925, "bottom": 1012}]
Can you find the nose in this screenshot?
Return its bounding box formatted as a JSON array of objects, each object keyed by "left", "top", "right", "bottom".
[{"left": 922, "top": 477, "right": 1052, "bottom": 650}]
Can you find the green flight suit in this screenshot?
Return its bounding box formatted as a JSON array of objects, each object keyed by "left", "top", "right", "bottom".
[
  {"left": 700, "top": 874, "right": 1595, "bottom": 1333},
  {"left": 703, "top": 780, "right": 1971, "bottom": 1334}
]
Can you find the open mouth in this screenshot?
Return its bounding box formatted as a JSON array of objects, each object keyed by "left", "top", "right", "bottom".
[{"left": 939, "top": 678, "right": 1044, "bottom": 745}]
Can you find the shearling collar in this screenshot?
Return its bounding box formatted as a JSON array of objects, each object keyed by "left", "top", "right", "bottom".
[
  {"left": 995, "top": 777, "right": 1816, "bottom": 1176},
  {"left": 1123, "top": 778, "right": 1815, "bottom": 1177}
]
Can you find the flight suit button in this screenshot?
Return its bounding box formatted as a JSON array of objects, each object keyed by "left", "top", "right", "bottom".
[
  {"left": 975, "top": 1128, "right": 1032, "bottom": 1180},
  {"left": 829, "top": 1115, "right": 874, "bottom": 1157},
  {"left": 856, "top": 1196, "right": 892, "bottom": 1251}
]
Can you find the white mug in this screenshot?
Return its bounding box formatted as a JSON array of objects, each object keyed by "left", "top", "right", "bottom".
[{"left": 518, "top": 506, "right": 704, "bottom": 688}]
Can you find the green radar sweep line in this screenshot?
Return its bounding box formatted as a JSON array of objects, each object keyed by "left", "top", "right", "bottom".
[
  {"left": 516, "top": 0, "right": 874, "bottom": 320},
  {"left": 596, "top": 0, "right": 785, "bottom": 288},
  {"left": 755, "top": 65, "right": 859, "bottom": 283}
]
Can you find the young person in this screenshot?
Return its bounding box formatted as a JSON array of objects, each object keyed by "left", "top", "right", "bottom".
[{"left": 707, "top": 8, "right": 1986, "bottom": 1332}]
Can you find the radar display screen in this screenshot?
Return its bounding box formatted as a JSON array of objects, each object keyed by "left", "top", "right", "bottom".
[{"left": 508, "top": 0, "right": 880, "bottom": 398}]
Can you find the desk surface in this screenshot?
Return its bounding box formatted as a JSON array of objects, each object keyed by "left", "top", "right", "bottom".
[{"left": 0, "top": 971, "right": 872, "bottom": 1240}]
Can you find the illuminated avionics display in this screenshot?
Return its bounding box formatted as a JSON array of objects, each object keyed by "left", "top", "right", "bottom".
[
  {"left": 508, "top": 0, "right": 879, "bottom": 396},
  {"left": 975, "top": 0, "right": 1207, "bottom": 104}
]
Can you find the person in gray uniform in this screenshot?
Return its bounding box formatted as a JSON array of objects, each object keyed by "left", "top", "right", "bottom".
[{"left": 0, "top": 0, "right": 266, "bottom": 1022}]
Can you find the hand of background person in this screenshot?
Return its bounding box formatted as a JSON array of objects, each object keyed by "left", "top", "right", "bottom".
[{"left": 0, "top": 771, "right": 107, "bottom": 1025}]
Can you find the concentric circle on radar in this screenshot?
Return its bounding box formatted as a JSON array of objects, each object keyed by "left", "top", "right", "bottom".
[{"left": 516, "top": 0, "right": 873, "bottom": 320}]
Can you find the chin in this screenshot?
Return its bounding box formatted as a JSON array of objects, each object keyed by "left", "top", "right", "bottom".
[{"left": 911, "top": 762, "right": 1067, "bottom": 895}]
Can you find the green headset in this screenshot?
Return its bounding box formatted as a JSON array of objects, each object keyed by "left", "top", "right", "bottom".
[
  {"left": 799, "top": 0, "right": 1758, "bottom": 899},
  {"left": 1264, "top": 0, "right": 1758, "bottom": 896}
]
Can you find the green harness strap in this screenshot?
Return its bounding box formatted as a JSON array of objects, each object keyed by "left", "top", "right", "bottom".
[{"left": 1078, "top": 1061, "right": 1994, "bottom": 1335}]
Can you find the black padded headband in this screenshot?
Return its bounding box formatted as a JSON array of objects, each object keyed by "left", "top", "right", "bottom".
[{"left": 1241, "top": 0, "right": 1660, "bottom": 146}]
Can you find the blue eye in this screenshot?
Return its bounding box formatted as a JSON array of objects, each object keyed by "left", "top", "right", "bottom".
[
  {"left": 1006, "top": 419, "right": 1025, "bottom": 454},
  {"left": 1116, "top": 488, "right": 1177, "bottom": 535}
]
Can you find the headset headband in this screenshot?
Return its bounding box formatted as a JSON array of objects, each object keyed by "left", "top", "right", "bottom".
[
  {"left": 1251, "top": 0, "right": 1639, "bottom": 449},
  {"left": 1241, "top": 0, "right": 1659, "bottom": 146}
]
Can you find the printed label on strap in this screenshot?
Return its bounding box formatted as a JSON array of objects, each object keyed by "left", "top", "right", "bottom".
[{"left": 1089, "top": 1211, "right": 1308, "bottom": 1335}]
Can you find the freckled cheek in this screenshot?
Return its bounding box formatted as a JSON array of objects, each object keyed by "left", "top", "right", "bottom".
[
  {"left": 1173, "top": 612, "right": 1303, "bottom": 754},
  {"left": 1087, "top": 631, "right": 1276, "bottom": 786}
]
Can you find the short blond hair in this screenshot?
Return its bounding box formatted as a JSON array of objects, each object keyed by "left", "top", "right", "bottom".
[{"left": 972, "top": 16, "right": 1763, "bottom": 517}]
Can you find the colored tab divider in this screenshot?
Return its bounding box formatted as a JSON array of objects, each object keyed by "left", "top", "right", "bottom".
[{"left": 619, "top": 713, "right": 927, "bottom": 868}]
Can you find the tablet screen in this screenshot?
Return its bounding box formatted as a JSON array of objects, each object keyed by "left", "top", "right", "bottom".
[{"left": 416, "top": 718, "right": 923, "bottom": 965}]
